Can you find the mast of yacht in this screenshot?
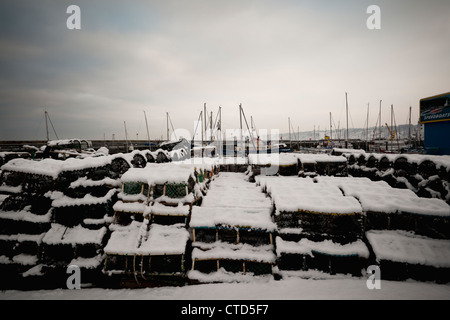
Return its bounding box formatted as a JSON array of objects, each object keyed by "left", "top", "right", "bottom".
[
  {"left": 144, "top": 110, "right": 150, "bottom": 148},
  {"left": 45, "top": 111, "right": 49, "bottom": 141},
  {"left": 345, "top": 92, "right": 349, "bottom": 148}
]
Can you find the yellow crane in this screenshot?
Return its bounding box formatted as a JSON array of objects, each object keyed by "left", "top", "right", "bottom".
[{"left": 385, "top": 123, "right": 396, "bottom": 141}]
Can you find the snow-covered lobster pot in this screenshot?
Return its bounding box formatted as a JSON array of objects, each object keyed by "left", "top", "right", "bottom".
[
  {"left": 51, "top": 189, "right": 118, "bottom": 228},
  {"left": 366, "top": 230, "right": 450, "bottom": 282},
  {"left": 275, "top": 237, "right": 370, "bottom": 277},
  {"left": 103, "top": 222, "right": 190, "bottom": 282}
]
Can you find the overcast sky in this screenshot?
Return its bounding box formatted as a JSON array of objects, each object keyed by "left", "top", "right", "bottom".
[{"left": 0, "top": 0, "right": 449, "bottom": 141}]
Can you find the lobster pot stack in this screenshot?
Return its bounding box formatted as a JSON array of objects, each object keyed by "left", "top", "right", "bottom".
[
  {"left": 0, "top": 155, "right": 128, "bottom": 288},
  {"left": 248, "top": 154, "right": 299, "bottom": 177},
  {"left": 343, "top": 152, "right": 450, "bottom": 206},
  {"left": 296, "top": 154, "right": 348, "bottom": 178},
  {"left": 0, "top": 159, "right": 56, "bottom": 288},
  {"left": 257, "top": 176, "right": 369, "bottom": 278},
  {"left": 40, "top": 156, "right": 122, "bottom": 285},
  {"left": 189, "top": 172, "right": 276, "bottom": 283},
  {"left": 316, "top": 176, "right": 450, "bottom": 282},
  {"left": 103, "top": 163, "right": 204, "bottom": 286}
]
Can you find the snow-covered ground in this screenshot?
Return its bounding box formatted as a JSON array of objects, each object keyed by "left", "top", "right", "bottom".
[{"left": 1, "top": 278, "right": 449, "bottom": 300}]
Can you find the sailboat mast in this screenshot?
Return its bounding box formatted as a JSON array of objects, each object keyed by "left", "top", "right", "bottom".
[
  {"left": 144, "top": 110, "right": 150, "bottom": 147},
  {"left": 124, "top": 121, "right": 129, "bottom": 152},
  {"left": 166, "top": 112, "right": 169, "bottom": 141},
  {"left": 329, "top": 112, "right": 332, "bottom": 141},
  {"left": 345, "top": 92, "right": 349, "bottom": 148},
  {"left": 379, "top": 100, "right": 382, "bottom": 142},
  {"left": 409, "top": 106, "right": 412, "bottom": 145},
  {"left": 45, "top": 111, "right": 49, "bottom": 141},
  {"left": 366, "top": 103, "right": 369, "bottom": 151}
]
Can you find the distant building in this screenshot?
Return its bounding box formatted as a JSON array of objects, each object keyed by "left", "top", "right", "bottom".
[{"left": 420, "top": 92, "right": 450, "bottom": 155}]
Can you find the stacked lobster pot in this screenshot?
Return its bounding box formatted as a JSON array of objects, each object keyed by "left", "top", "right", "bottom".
[
  {"left": 189, "top": 172, "right": 276, "bottom": 283},
  {"left": 103, "top": 163, "right": 205, "bottom": 286},
  {"left": 256, "top": 176, "right": 369, "bottom": 278},
  {"left": 296, "top": 153, "right": 348, "bottom": 178},
  {"left": 248, "top": 154, "right": 299, "bottom": 177},
  {"left": 0, "top": 154, "right": 133, "bottom": 288},
  {"left": 316, "top": 176, "right": 450, "bottom": 282},
  {"left": 343, "top": 152, "right": 450, "bottom": 206},
  {"left": 0, "top": 159, "right": 57, "bottom": 289}
]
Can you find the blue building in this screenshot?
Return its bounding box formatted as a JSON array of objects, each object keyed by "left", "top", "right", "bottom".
[{"left": 420, "top": 92, "right": 450, "bottom": 155}]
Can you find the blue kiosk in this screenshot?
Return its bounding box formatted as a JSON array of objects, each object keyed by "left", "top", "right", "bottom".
[{"left": 420, "top": 92, "right": 450, "bottom": 155}]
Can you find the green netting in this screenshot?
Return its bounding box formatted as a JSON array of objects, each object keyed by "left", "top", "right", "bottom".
[
  {"left": 165, "top": 183, "right": 187, "bottom": 198},
  {"left": 123, "top": 182, "right": 142, "bottom": 195}
]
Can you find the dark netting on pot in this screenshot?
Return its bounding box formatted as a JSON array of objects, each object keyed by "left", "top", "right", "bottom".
[
  {"left": 145, "top": 152, "right": 155, "bottom": 163},
  {"left": 389, "top": 212, "right": 417, "bottom": 233},
  {"left": 220, "top": 259, "right": 243, "bottom": 273},
  {"left": 245, "top": 261, "right": 272, "bottom": 275},
  {"left": 0, "top": 171, "right": 25, "bottom": 188},
  {"left": 156, "top": 151, "right": 170, "bottom": 163},
  {"left": 277, "top": 253, "right": 305, "bottom": 271},
  {"left": 347, "top": 154, "right": 356, "bottom": 165},
  {"left": 75, "top": 243, "right": 102, "bottom": 259},
  {"left": 0, "top": 218, "right": 50, "bottom": 235},
  {"left": 193, "top": 228, "right": 216, "bottom": 243},
  {"left": 131, "top": 154, "right": 147, "bottom": 168},
  {"left": 52, "top": 206, "right": 85, "bottom": 227},
  {"left": 365, "top": 211, "right": 391, "bottom": 230},
  {"left": 0, "top": 239, "right": 16, "bottom": 257},
  {"left": 14, "top": 239, "right": 41, "bottom": 256},
  {"left": 23, "top": 174, "right": 54, "bottom": 194},
  {"left": 193, "top": 259, "right": 217, "bottom": 274},
  {"left": 299, "top": 162, "right": 316, "bottom": 175},
  {"left": 41, "top": 243, "right": 74, "bottom": 267},
  {"left": 54, "top": 170, "right": 79, "bottom": 190},
  {"left": 104, "top": 255, "right": 133, "bottom": 273},
  {"left": 408, "top": 214, "right": 450, "bottom": 239},
  {"left": 217, "top": 228, "right": 238, "bottom": 243},
  {"left": 0, "top": 194, "right": 29, "bottom": 212},
  {"left": 110, "top": 157, "right": 131, "bottom": 178},
  {"left": 239, "top": 229, "right": 272, "bottom": 246},
  {"left": 328, "top": 255, "right": 367, "bottom": 276},
  {"left": 357, "top": 154, "right": 367, "bottom": 166},
  {"left": 394, "top": 157, "right": 416, "bottom": 177},
  {"left": 29, "top": 195, "right": 52, "bottom": 215},
  {"left": 88, "top": 185, "right": 112, "bottom": 198},
  {"left": 299, "top": 212, "right": 363, "bottom": 243},
  {"left": 379, "top": 156, "right": 392, "bottom": 171},
  {"left": 123, "top": 182, "right": 143, "bottom": 195},
  {"left": 275, "top": 212, "right": 300, "bottom": 226},
  {"left": 366, "top": 156, "right": 378, "bottom": 168},
  {"left": 150, "top": 255, "right": 184, "bottom": 274},
  {"left": 113, "top": 211, "right": 144, "bottom": 226},
  {"left": 152, "top": 184, "right": 165, "bottom": 199},
  {"left": 279, "top": 164, "right": 298, "bottom": 176},
  {"left": 87, "top": 166, "right": 110, "bottom": 181},
  {"left": 326, "top": 162, "right": 348, "bottom": 177},
  {"left": 165, "top": 183, "right": 188, "bottom": 199},
  {"left": 150, "top": 214, "right": 187, "bottom": 226},
  {"left": 418, "top": 160, "right": 438, "bottom": 179}
]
